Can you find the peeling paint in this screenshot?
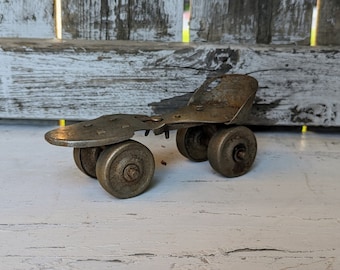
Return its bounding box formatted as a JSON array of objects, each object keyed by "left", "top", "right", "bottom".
[
  {"left": 0, "top": 0, "right": 54, "bottom": 38},
  {"left": 190, "top": 0, "right": 314, "bottom": 45},
  {"left": 63, "top": 0, "right": 183, "bottom": 41},
  {"left": 0, "top": 40, "right": 339, "bottom": 126}
]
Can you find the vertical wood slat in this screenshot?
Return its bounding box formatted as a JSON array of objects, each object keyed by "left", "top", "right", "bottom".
[
  {"left": 0, "top": 0, "right": 54, "bottom": 38},
  {"left": 271, "top": 0, "right": 315, "bottom": 44},
  {"left": 190, "top": 0, "right": 315, "bottom": 45},
  {"left": 256, "top": 1, "right": 273, "bottom": 44},
  {"left": 317, "top": 0, "right": 340, "bottom": 45},
  {"left": 62, "top": 0, "right": 183, "bottom": 41},
  {"left": 190, "top": 0, "right": 257, "bottom": 43}
]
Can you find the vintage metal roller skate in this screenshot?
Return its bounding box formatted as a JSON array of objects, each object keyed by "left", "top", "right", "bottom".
[{"left": 45, "top": 74, "right": 258, "bottom": 199}]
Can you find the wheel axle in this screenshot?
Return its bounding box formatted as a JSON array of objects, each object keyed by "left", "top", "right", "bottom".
[{"left": 123, "top": 164, "right": 141, "bottom": 182}]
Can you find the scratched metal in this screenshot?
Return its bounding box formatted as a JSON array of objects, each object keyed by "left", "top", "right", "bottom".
[{"left": 45, "top": 74, "right": 258, "bottom": 148}]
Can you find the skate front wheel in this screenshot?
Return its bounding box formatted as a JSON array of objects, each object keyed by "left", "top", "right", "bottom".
[
  {"left": 208, "top": 126, "right": 257, "bottom": 177},
  {"left": 96, "top": 140, "right": 155, "bottom": 199}
]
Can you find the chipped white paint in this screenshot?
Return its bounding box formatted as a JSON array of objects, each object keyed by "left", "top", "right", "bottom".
[
  {"left": 0, "top": 49, "right": 11, "bottom": 115},
  {"left": 190, "top": 0, "right": 314, "bottom": 44},
  {"left": 129, "top": 1, "right": 183, "bottom": 41},
  {"left": 190, "top": 0, "right": 258, "bottom": 43},
  {"left": 1, "top": 125, "right": 340, "bottom": 269},
  {"left": 62, "top": 0, "right": 183, "bottom": 41},
  {"left": 0, "top": 39, "right": 339, "bottom": 126},
  {"left": 271, "top": 0, "right": 314, "bottom": 44},
  {"left": 0, "top": 46, "right": 194, "bottom": 119},
  {"left": 0, "top": 0, "right": 54, "bottom": 38},
  {"left": 232, "top": 46, "right": 340, "bottom": 125},
  {"left": 62, "top": 0, "right": 118, "bottom": 40}
]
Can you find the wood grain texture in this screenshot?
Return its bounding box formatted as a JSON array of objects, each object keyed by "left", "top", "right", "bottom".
[
  {"left": 0, "top": 39, "right": 339, "bottom": 126},
  {"left": 0, "top": 0, "right": 54, "bottom": 38},
  {"left": 256, "top": 0, "right": 273, "bottom": 44},
  {"left": 62, "top": 0, "right": 183, "bottom": 41},
  {"left": 190, "top": 0, "right": 315, "bottom": 45},
  {"left": 190, "top": 0, "right": 258, "bottom": 43},
  {"left": 271, "top": 0, "right": 315, "bottom": 44},
  {"left": 317, "top": 0, "right": 340, "bottom": 45}
]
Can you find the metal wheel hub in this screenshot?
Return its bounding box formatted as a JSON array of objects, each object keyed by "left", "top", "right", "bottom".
[
  {"left": 233, "top": 143, "right": 247, "bottom": 162},
  {"left": 123, "top": 164, "right": 141, "bottom": 182}
]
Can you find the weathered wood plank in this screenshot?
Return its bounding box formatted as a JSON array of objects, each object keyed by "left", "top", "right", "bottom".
[
  {"left": 190, "top": 0, "right": 315, "bottom": 45},
  {"left": 234, "top": 46, "right": 340, "bottom": 126},
  {"left": 0, "top": 38, "right": 339, "bottom": 126},
  {"left": 317, "top": 0, "right": 340, "bottom": 45},
  {"left": 190, "top": 0, "right": 258, "bottom": 43},
  {"left": 256, "top": 0, "right": 273, "bottom": 44},
  {"left": 62, "top": 0, "right": 183, "bottom": 41},
  {"left": 0, "top": 0, "right": 54, "bottom": 38},
  {"left": 271, "top": 0, "right": 315, "bottom": 44}
]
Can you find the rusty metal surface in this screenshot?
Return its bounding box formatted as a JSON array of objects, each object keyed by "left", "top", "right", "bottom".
[
  {"left": 95, "top": 140, "right": 155, "bottom": 199},
  {"left": 207, "top": 126, "right": 257, "bottom": 177},
  {"left": 45, "top": 74, "right": 258, "bottom": 148}
]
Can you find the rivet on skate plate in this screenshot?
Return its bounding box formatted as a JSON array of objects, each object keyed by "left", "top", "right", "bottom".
[
  {"left": 150, "top": 116, "right": 163, "bottom": 122},
  {"left": 195, "top": 105, "right": 204, "bottom": 111}
]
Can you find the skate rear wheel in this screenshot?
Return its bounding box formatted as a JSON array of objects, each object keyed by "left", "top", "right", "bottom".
[{"left": 176, "top": 125, "right": 216, "bottom": 162}]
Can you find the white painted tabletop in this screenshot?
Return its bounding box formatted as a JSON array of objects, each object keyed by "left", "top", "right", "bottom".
[{"left": 0, "top": 124, "right": 339, "bottom": 269}]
